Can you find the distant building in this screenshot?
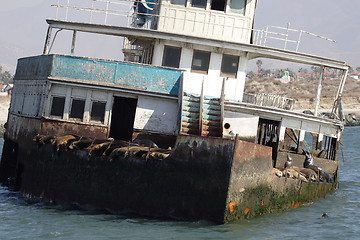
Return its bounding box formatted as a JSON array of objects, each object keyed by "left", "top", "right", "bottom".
[{"left": 348, "top": 72, "right": 359, "bottom": 80}]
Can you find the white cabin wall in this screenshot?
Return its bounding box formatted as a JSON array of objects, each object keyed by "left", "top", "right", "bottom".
[
  {"left": 152, "top": 39, "right": 248, "bottom": 101},
  {"left": 156, "top": 0, "right": 257, "bottom": 44},
  {"left": 133, "top": 96, "right": 178, "bottom": 135}
]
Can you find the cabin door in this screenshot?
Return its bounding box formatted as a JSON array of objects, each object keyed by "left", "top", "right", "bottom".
[{"left": 109, "top": 96, "right": 138, "bottom": 141}]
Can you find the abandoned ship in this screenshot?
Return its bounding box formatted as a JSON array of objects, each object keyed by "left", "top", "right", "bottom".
[{"left": 0, "top": 0, "right": 349, "bottom": 223}]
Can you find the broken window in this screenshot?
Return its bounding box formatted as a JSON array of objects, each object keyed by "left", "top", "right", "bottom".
[
  {"left": 282, "top": 128, "right": 300, "bottom": 152},
  {"left": 171, "top": 0, "right": 187, "bottom": 6},
  {"left": 191, "top": 0, "right": 207, "bottom": 9},
  {"left": 91, "top": 101, "right": 106, "bottom": 123},
  {"left": 162, "top": 46, "right": 181, "bottom": 68},
  {"left": 69, "top": 99, "right": 85, "bottom": 121},
  {"left": 191, "top": 50, "right": 211, "bottom": 74},
  {"left": 229, "top": 0, "right": 246, "bottom": 14},
  {"left": 211, "top": 0, "right": 225, "bottom": 11},
  {"left": 221, "top": 54, "right": 239, "bottom": 78},
  {"left": 321, "top": 136, "right": 337, "bottom": 160},
  {"left": 50, "top": 96, "right": 65, "bottom": 118}
]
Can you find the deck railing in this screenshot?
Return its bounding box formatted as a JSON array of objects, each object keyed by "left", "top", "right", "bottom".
[
  {"left": 242, "top": 93, "right": 294, "bottom": 110},
  {"left": 51, "top": 0, "right": 336, "bottom": 52}
]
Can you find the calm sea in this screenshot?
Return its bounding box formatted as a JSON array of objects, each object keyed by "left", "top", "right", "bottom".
[{"left": 0, "top": 127, "right": 359, "bottom": 239}]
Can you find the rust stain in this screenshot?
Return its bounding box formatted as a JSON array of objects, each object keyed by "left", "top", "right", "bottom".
[
  {"left": 261, "top": 201, "right": 264, "bottom": 206},
  {"left": 294, "top": 202, "right": 300, "bottom": 208},
  {"left": 228, "top": 201, "right": 236, "bottom": 214},
  {"left": 244, "top": 208, "right": 250, "bottom": 215}
]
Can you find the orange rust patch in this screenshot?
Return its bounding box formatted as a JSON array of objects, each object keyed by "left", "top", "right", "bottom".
[
  {"left": 228, "top": 201, "right": 236, "bottom": 214},
  {"left": 245, "top": 208, "right": 250, "bottom": 215},
  {"left": 294, "top": 202, "right": 300, "bottom": 208},
  {"left": 261, "top": 201, "right": 264, "bottom": 206}
]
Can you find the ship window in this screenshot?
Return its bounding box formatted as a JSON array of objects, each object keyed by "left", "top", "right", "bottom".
[
  {"left": 229, "top": 0, "right": 246, "bottom": 14},
  {"left": 162, "top": 46, "right": 181, "bottom": 68},
  {"left": 69, "top": 99, "right": 85, "bottom": 121},
  {"left": 50, "top": 96, "right": 65, "bottom": 118},
  {"left": 171, "top": 0, "right": 187, "bottom": 6},
  {"left": 211, "top": 0, "right": 225, "bottom": 11},
  {"left": 191, "top": 50, "right": 211, "bottom": 74},
  {"left": 90, "top": 101, "right": 106, "bottom": 123},
  {"left": 221, "top": 54, "right": 239, "bottom": 78},
  {"left": 191, "top": 0, "right": 206, "bottom": 9}
]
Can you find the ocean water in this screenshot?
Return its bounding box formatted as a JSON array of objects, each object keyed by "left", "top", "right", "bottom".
[{"left": 0, "top": 127, "right": 359, "bottom": 239}]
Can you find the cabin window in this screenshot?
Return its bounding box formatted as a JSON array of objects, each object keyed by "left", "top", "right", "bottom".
[
  {"left": 221, "top": 54, "right": 239, "bottom": 78},
  {"left": 171, "top": 0, "right": 187, "bottom": 6},
  {"left": 50, "top": 96, "right": 65, "bottom": 118},
  {"left": 191, "top": 0, "right": 207, "bottom": 9},
  {"left": 162, "top": 46, "right": 181, "bottom": 68},
  {"left": 69, "top": 99, "right": 85, "bottom": 121},
  {"left": 90, "top": 101, "right": 106, "bottom": 123},
  {"left": 211, "top": 0, "right": 226, "bottom": 11},
  {"left": 191, "top": 50, "right": 211, "bottom": 74},
  {"left": 229, "top": 0, "right": 246, "bottom": 14}
]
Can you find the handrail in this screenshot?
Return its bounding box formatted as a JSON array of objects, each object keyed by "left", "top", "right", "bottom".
[{"left": 51, "top": 0, "right": 337, "bottom": 52}]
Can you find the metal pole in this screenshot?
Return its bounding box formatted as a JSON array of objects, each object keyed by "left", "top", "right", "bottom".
[
  {"left": 296, "top": 30, "right": 303, "bottom": 52},
  {"left": 314, "top": 66, "right": 324, "bottom": 116},
  {"left": 43, "top": 27, "right": 53, "bottom": 55},
  {"left": 284, "top": 22, "right": 290, "bottom": 50},
  {"left": 71, "top": 30, "right": 77, "bottom": 55},
  {"left": 65, "top": 0, "right": 70, "bottom": 21}
]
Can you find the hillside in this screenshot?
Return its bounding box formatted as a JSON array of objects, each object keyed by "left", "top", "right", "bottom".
[{"left": 244, "top": 77, "right": 360, "bottom": 113}]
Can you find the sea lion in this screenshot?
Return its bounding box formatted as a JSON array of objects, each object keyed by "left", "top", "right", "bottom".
[
  {"left": 303, "top": 153, "right": 332, "bottom": 183},
  {"left": 284, "top": 155, "right": 293, "bottom": 168},
  {"left": 88, "top": 141, "right": 113, "bottom": 156},
  {"left": 33, "top": 134, "right": 56, "bottom": 145},
  {"left": 282, "top": 168, "right": 308, "bottom": 182},
  {"left": 272, "top": 168, "right": 283, "bottom": 177},
  {"left": 52, "top": 135, "right": 79, "bottom": 151},
  {"left": 133, "top": 139, "right": 158, "bottom": 148},
  {"left": 68, "top": 138, "right": 107, "bottom": 150},
  {"left": 299, "top": 168, "right": 318, "bottom": 182},
  {"left": 102, "top": 140, "right": 130, "bottom": 156}
]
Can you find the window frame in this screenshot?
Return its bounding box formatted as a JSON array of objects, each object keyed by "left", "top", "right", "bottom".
[
  {"left": 191, "top": 50, "right": 211, "bottom": 74},
  {"left": 90, "top": 100, "right": 107, "bottom": 124},
  {"left": 220, "top": 54, "right": 239, "bottom": 78},
  {"left": 49, "top": 95, "right": 66, "bottom": 119},
  {"left": 162, "top": 45, "right": 182, "bottom": 68},
  {"left": 69, "top": 98, "right": 86, "bottom": 121}
]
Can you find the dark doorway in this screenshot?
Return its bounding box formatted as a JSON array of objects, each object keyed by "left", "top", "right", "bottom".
[
  {"left": 109, "top": 96, "right": 138, "bottom": 141},
  {"left": 256, "top": 118, "right": 280, "bottom": 166}
]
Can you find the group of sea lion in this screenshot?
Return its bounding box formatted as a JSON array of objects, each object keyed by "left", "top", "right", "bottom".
[
  {"left": 273, "top": 154, "right": 333, "bottom": 183},
  {"left": 32, "top": 134, "right": 171, "bottom": 160}
]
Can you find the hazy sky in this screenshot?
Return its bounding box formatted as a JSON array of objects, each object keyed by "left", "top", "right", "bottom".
[{"left": 0, "top": 0, "right": 359, "bottom": 73}]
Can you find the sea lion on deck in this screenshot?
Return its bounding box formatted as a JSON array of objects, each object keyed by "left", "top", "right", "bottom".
[
  {"left": 303, "top": 153, "right": 332, "bottom": 183},
  {"left": 87, "top": 141, "right": 114, "bottom": 156},
  {"left": 133, "top": 139, "right": 158, "bottom": 148},
  {"left": 284, "top": 155, "right": 293, "bottom": 168},
  {"left": 52, "top": 135, "right": 79, "bottom": 151},
  {"left": 282, "top": 168, "right": 308, "bottom": 182}
]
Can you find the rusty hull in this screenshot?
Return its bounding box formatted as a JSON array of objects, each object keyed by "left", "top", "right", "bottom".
[{"left": 1, "top": 126, "right": 338, "bottom": 223}]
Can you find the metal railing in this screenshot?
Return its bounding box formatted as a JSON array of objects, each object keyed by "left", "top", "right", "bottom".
[
  {"left": 51, "top": 0, "right": 337, "bottom": 52},
  {"left": 242, "top": 93, "right": 295, "bottom": 110},
  {"left": 252, "top": 23, "right": 336, "bottom": 52}
]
